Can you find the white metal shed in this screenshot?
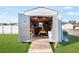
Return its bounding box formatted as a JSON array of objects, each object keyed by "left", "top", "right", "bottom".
[{"left": 18, "top": 7, "right": 63, "bottom": 43}]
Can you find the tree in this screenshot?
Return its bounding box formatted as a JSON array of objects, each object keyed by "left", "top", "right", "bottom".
[{"left": 69, "top": 20, "right": 76, "bottom": 24}]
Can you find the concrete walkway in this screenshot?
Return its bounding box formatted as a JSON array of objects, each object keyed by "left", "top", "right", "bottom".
[{"left": 28, "top": 39, "right": 53, "bottom": 53}]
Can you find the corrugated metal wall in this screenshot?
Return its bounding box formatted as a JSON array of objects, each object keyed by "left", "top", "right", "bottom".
[{"left": 19, "top": 13, "right": 30, "bottom": 42}]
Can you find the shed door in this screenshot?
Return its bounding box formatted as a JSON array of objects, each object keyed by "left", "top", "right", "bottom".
[{"left": 19, "top": 13, "right": 30, "bottom": 42}]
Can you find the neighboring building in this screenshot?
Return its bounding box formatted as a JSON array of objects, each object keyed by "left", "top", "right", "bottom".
[
  {"left": 73, "top": 23, "right": 79, "bottom": 29},
  {"left": 62, "top": 23, "right": 73, "bottom": 30},
  {"left": 18, "top": 7, "right": 63, "bottom": 44},
  {"left": 62, "top": 23, "right": 79, "bottom": 30}
]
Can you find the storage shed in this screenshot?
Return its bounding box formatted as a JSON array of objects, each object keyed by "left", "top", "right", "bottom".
[{"left": 18, "top": 7, "right": 63, "bottom": 43}]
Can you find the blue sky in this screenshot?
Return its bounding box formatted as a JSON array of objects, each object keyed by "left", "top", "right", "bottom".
[{"left": 0, "top": 6, "right": 79, "bottom": 23}]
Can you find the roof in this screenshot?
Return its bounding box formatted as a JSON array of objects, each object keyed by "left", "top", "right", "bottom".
[{"left": 21, "top": 7, "right": 58, "bottom": 16}]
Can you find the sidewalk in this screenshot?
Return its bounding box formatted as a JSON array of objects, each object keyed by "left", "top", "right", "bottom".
[{"left": 28, "top": 39, "right": 53, "bottom": 53}]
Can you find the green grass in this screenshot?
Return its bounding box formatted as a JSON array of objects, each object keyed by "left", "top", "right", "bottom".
[
  {"left": 0, "top": 34, "right": 79, "bottom": 53},
  {"left": 0, "top": 34, "right": 30, "bottom": 53},
  {"left": 54, "top": 35, "right": 79, "bottom": 53}
]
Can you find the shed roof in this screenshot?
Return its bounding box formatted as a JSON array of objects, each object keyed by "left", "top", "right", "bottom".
[{"left": 22, "top": 7, "right": 58, "bottom": 16}]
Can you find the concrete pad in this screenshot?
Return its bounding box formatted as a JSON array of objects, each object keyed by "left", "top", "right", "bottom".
[{"left": 28, "top": 39, "right": 53, "bottom": 53}]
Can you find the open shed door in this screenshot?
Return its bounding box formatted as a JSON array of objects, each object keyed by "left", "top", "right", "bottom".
[
  {"left": 19, "top": 13, "right": 30, "bottom": 42},
  {"left": 58, "top": 20, "right": 62, "bottom": 42}
]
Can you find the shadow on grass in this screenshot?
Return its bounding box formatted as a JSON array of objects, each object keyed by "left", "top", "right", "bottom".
[{"left": 50, "top": 42, "right": 55, "bottom": 53}]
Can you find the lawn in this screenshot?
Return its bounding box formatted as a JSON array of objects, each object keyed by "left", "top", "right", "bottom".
[
  {"left": 0, "top": 34, "right": 30, "bottom": 53},
  {"left": 0, "top": 34, "right": 79, "bottom": 53},
  {"left": 54, "top": 35, "right": 79, "bottom": 53}
]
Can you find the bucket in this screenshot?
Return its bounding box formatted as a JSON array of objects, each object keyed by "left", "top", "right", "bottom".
[{"left": 48, "top": 31, "right": 53, "bottom": 39}]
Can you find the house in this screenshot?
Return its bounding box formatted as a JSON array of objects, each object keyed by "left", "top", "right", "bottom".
[
  {"left": 73, "top": 23, "right": 79, "bottom": 29},
  {"left": 18, "top": 7, "right": 63, "bottom": 44},
  {"left": 62, "top": 23, "right": 74, "bottom": 30},
  {"left": 62, "top": 23, "right": 79, "bottom": 30}
]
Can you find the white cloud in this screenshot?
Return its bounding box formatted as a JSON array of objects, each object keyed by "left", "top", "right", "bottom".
[
  {"left": 0, "top": 11, "right": 17, "bottom": 23},
  {"left": 66, "top": 12, "right": 79, "bottom": 16},
  {"left": 63, "top": 6, "right": 73, "bottom": 9}
]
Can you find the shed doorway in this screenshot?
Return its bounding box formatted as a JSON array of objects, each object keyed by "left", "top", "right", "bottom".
[{"left": 30, "top": 16, "right": 53, "bottom": 38}]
